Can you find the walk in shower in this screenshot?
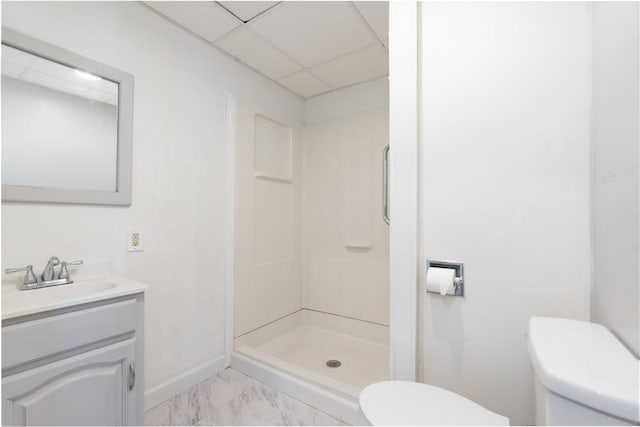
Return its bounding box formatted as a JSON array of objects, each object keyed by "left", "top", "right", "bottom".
[{"left": 231, "top": 97, "right": 389, "bottom": 423}]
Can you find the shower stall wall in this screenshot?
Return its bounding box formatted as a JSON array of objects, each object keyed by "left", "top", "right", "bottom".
[{"left": 232, "top": 96, "right": 389, "bottom": 424}]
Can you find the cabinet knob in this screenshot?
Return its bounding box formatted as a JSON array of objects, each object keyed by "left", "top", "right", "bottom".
[{"left": 128, "top": 362, "right": 135, "bottom": 391}]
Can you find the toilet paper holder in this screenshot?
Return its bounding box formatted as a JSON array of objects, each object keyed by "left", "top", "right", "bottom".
[{"left": 426, "top": 259, "right": 464, "bottom": 297}]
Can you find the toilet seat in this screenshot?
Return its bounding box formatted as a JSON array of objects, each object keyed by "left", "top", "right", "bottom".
[{"left": 359, "top": 381, "right": 509, "bottom": 426}]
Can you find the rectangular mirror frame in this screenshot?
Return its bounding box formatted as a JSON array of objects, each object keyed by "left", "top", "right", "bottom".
[{"left": 1, "top": 27, "right": 134, "bottom": 206}]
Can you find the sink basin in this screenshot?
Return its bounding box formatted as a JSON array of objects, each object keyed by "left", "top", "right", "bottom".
[
  {"left": 4, "top": 281, "right": 117, "bottom": 304},
  {"left": 2, "top": 275, "right": 147, "bottom": 320}
]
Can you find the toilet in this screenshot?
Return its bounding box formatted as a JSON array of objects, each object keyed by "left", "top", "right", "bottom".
[
  {"left": 359, "top": 381, "right": 509, "bottom": 425},
  {"left": 528, "top": 317, "right": 640, "bottom": 425},
  {"left": 361, "top": 317, "right": 640, "bottom": 426}
]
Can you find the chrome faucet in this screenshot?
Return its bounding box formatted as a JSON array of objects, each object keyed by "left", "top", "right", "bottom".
[
  {"left": 41, "top": 256, "right": 60, "bottom": 282},
  {"left": 4, "top": 257, "right": 83, "bottom": 290}
]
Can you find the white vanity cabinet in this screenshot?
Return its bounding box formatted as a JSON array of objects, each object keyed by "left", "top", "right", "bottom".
[{"left": 2, "top": 293, "right": 145, "bottom": 426}]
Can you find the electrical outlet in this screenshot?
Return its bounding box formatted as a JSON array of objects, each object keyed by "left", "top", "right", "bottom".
[{"left": 127, "top": 226, "right": 143, "bottom": 252}]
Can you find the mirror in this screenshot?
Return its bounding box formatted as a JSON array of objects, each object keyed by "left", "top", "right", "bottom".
[{"left": 1, "top": 28, "right": 133, "bottom": 205}]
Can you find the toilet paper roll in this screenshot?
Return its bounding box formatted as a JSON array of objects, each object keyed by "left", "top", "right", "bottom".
[{"left": 426, "top": 267, "right": 456, "bottom": 296}]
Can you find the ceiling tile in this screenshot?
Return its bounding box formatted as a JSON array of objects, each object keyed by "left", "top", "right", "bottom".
[
  {"left": 310, "top": 44, "right": 388, "bottom": 90},
  {"left": 250, "top": 2, "right": 376, "bottom": 67},
  {"left": 278, "top": 71, "right": 331, "bottom": 98},
  {"left": 354, "top": 1, "right": 389, "bottom": 41},
  {"left": 145, "top": 1, "right": 241, "bottom": 43},
  {"left": 218, "top": 1, "right": 279, "bottom": 22},
  {"left": 217, "top": 29, "right": 301, "bottom": 80}
]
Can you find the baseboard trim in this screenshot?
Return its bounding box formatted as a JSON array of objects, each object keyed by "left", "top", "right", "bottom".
[{"left": 144, "top": 354, "right": 228, "bottom": 411}]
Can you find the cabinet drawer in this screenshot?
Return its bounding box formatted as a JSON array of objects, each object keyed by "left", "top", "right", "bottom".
[{"left": 2, "top": 298, "right": 137, "bottom": 371}]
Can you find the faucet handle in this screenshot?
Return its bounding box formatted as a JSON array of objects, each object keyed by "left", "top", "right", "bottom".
[
  {"left": 58, "top": 260, "right": 83, "bottom": 280},
  {"left": 4, "top": 265, "right": 38, "bottom": 285}
]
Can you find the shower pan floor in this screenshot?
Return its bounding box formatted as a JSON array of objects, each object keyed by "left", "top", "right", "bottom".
[{"left": 234, "top": 309, "right": 389, "bottom": 398}]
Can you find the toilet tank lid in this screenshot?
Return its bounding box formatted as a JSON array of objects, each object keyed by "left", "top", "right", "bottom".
[{"left": 528, "top": 317, "right": 640, "bottom": 423}]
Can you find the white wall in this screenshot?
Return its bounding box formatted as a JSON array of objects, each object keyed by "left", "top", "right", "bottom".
[
  {"left": 1, "top": 1, "right": 304, "bottom": 409},
  {"left": 302, "top": 107, "right": 389, "bottom": 325},
  {"left": 304, "top": 77, "right": 388, "bottom": 125},
  {"left": 419, "top": 3, "right": 592, "bottom": 425},
  {"left": 591, "top": 2, "right": 640, "bottom": 358},
  {"left": 2, "top": 76, "right": 118, "bottom": 192},
  {"left": 301, "top": 80, "right": 389, "bottom": 326},
  {"left": 234, "top": 102, "right": 303, "bottom": 337}
]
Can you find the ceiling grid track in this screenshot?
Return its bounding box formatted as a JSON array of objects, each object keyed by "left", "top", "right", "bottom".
[
  {"left": 215, "top": 1, "right": 283, "bottom": 24},
  {"left": 349, "top": 1, "right": 388, "bottom": 53},
  {"left": 142, "top": 1, "right": 389, "bottom": 99},
  {"left": 138, "top": 1, "right": 301, "bottom": 98}
]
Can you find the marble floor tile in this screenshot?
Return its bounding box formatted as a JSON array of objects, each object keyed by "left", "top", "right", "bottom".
[
  {"left": 145, "top": 368, "right": 346, "bottom": 426},
  {"left": 269, "top": 391, "right": 348, "bottom": 426},
  {"left": 145, "top": 401, "right": 173, "bottom": 426}
]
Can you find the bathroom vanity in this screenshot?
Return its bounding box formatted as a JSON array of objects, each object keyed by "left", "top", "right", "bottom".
[
  {"left": 1, "top": 271, "right": 147, "bottom": 426},
  {"left": 0, "top": 25, "right": 143, "bottom": 425}
]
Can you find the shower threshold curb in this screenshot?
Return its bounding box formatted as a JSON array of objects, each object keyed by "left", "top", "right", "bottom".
[{"left": 231, "top": 351, "right": 366, "bottom": 425}]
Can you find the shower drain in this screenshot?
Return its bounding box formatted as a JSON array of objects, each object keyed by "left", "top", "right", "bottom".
[{"left": 325, "top": 359, "right": 341, "bottom": 368}]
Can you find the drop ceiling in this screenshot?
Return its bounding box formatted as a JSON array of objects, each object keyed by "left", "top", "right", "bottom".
[{"left": 144, "top": 1, "right": 389, "bottom": 99}]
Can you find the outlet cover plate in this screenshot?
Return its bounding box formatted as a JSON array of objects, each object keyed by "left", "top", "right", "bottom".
[{"left": 127, "top": 226, "right": 143, "bottom": 252}]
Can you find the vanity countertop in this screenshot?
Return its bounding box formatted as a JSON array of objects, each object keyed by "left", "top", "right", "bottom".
[{"left": 2, "top": 265, "right": 148, "bottom": 320}]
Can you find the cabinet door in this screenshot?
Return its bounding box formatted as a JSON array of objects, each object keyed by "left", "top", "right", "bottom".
[{"left": 3, "top": 338, "right": 136, "bottom": 426}]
